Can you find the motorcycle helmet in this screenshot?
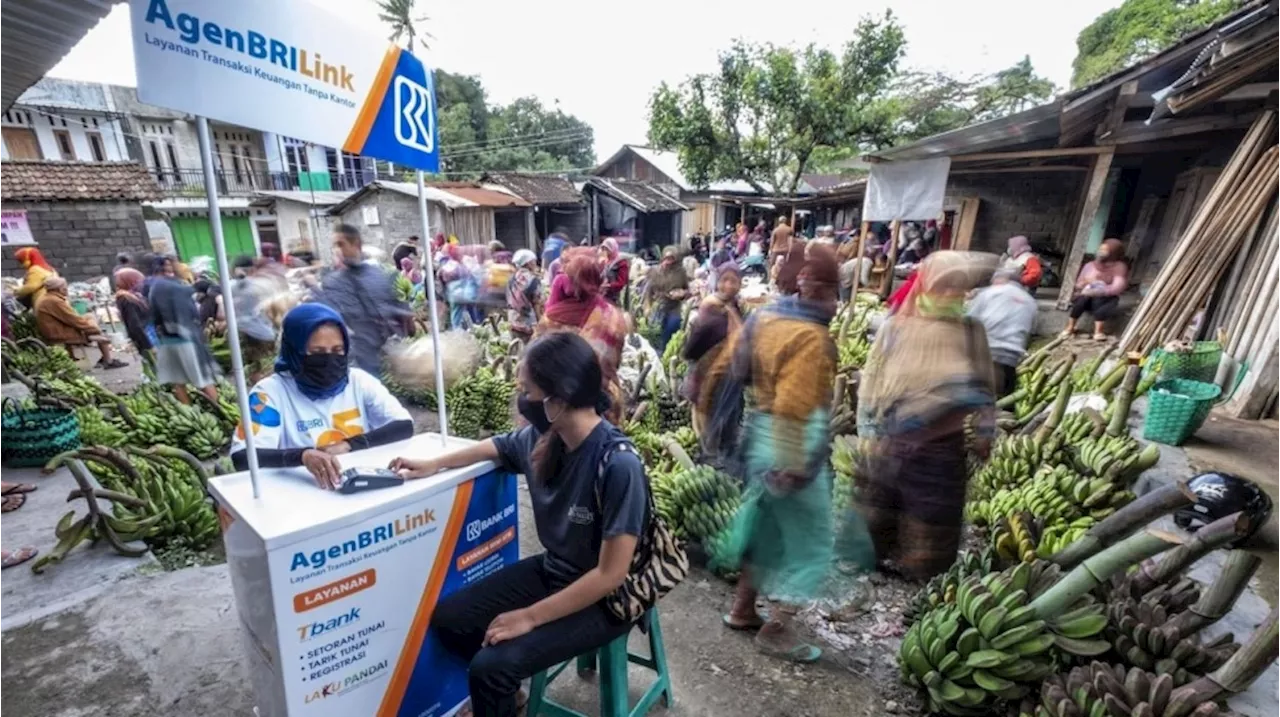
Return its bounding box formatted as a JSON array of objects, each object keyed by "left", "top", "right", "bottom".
[{"left": 1173, "top": 472, "right": 1272, "bottom": 542}]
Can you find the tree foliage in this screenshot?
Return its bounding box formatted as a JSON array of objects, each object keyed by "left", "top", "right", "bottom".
[
  {"left": 377, "top": 0, "right": 431, "bottom": 51},
  {"left": 647, "top": 12, "right": 907, "bottom": 194},
  {"left": 1070, "top": 0, "right": 1242, "bottom": 88}
]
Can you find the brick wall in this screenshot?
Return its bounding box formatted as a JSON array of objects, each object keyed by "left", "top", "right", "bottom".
[
  {"left": 1, "top": 200, "right": 152, "bottom": 281},
  {"left": 336, "top": 191, "right": 421, "bottom": 253},
  {"left": 945, "top": 172, "right": 1082, "bottom": 254}
]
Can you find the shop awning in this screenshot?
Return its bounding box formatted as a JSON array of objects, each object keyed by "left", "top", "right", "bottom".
[{"left": 2, "top": 0, "right": 118, "bottom": 111}]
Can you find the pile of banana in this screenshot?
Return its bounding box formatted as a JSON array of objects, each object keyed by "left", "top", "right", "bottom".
[
  {"left": 990, "top": 512, "right": 1098, "bottom": 564},
  {"left": 120, "top": 385, "right": 229, "bottom": 460},
  {"left": 969, "top": 434, "right": 1067, "bottom": 501},
  {"left": 1005, "top": 355, "right": 1074, "bottom": 423},
  {"left": 1035, "top": 517, "right": 1098, "bottom": 560},
  {"left": 1020, "top": 662, "right": 1232, "bottom": 717},
  {"left": 837, "top": 335, "right": 871, "bottom": 371},
  {"left": 1106, "top": 598, "right": 1238, "bottom": 683},
  {"left": 905, "top": 547, "right": 999, "bottom": 625},
  {"left": 1073, "top": 435, "right": 1161, "bottom": 482},
  {"left": 31, "top": 459, "right": 160, "bottom": 573},
  {"left": 900, "top": 560, "right": 1112, "bottom": 714},
  {"left": 831, "top": 434, "right": 863, "bottom": 511},
  {"left": 474, "top": 366, "right": 516, "bottom": 436},
  {"left": 968, "top": 466, "right": 1134, "bottom": 528},
  {"left": 654, "top": 465, "right": 741, "bottom": 543},
  {"left": 1, "top": 337, "right": 79, "bottom": 378},
  {"left": 74, "top": 405, "right": 126, "bottom": 447}
]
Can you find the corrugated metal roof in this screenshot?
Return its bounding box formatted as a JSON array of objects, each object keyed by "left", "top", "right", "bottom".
[
  {"left": 596, "top": 145, "right": 760, "bottom": 194},
  {"left": 1, "top": 160, "right": 161, "bottom": 202},
  {"left": 252, "top": 190, "right": 353, "bottom": 206},
  {"left": 442, "top": 185, "right": 530, "bottom": 208},
  {"left": 864, "top": 102, "right": 1063, "bottom": 162},
  {"left": 2, "top": 0, "right": 118, "bottom": 111},
  {"left": 483, "top": 173, "right": 583, "bottom": 205},
  {"left": 328, "top": 180, "right": 531, "bottom": 216},
  {"left": 584, "top": 177, "right": 688, "bottom": 212}
]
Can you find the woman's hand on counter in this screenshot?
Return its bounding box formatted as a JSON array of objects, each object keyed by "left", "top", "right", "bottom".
[
  {"left": 303, "top": 449, "right": 344, "bottom": 490},
  {"left": 389, "top": 456, "right": 440, "bottom": 480}
]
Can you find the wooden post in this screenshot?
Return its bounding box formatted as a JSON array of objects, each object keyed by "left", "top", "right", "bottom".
[
  {"left": 1056, "top": 149, "right": 1116, "bottom": 310},
  {"left": 880, "top": 219, "right": 901, "bottom": 299},
  {"left": 848, "top": 220, "right": 870, "bottom": 297}
]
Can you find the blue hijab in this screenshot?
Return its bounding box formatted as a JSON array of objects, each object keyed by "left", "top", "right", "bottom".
[{"left": 276, "top": 303, "right": 351, "bottom": 400}]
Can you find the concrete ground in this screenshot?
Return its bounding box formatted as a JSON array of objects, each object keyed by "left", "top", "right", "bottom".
[{"left": 2, "top": 478, "right": 884, "bottom": 717}]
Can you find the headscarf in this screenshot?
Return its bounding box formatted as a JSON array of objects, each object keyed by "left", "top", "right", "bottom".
[
  {"left": 276, "top": 303, "right": 351, "bottom": 400},
  {"left": 400, "top": 257, "right": 422, "bottom": 284},
  {"left": 1007, "top": 235, "right": 1031, "bottom": 258},
  {"left": 897, "top": 251, "right": 999, "bottom": 319},
  {"left": 43, "top": 276, "right": 68, "bottom": 294},
  {"left": 512, "top": 249, "right": 537, "bottom": 269},
  {"left": 114, "top": 267, "right": 147, "bottom": 305},
  {"left": 433, "top": 232, "right": 447, "bottom": 250},
  {"left": 15, "top": 247, "right": 52, "bottom": 271},
  {"left": 601, "top": 238, "right": 620, "bottom": 262},
  {"left": 545, "top": 248, "right": 605, "bottom": 327}
]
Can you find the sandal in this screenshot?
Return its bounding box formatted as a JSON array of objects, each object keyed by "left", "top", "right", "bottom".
[
  {"left": 754, "top": 635, "right": 822, "bottom": 663},
  {"left": 2, "top": 494, "right": 26, "bottom": 513},
  {"left": 99, "top": 358, "right": 128, "bottom": 369},
  {"left": 2, "top": 547, "right": 38, "bottom": 569},
  {"left": 1, "top": 482, "right": 37, "bottom": 495},
  {"left": 1092, "top": 333, "right": 1108, "bottom": 342},
  {"left": 722, "top": 612, "right": 767, "bottom": 631}
]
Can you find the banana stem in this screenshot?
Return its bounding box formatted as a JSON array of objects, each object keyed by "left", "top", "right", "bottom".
[
  {"left": 1131, "top": 512, "right": 1252, "bottom": 594},
  {"left": 1020, "top": 335, "right": 1066, "bottom": 373},
  {"left": 1169, "top": 549, "right": 1263, "bottom": 634},
  {"left": 1095, "top": 360, "right": 1128, "bottom": 396},
  {"left": 662, "top": 435, "right": 695, "bottom": 471},
  {"left": 1106, "top": 353, "right": 1143, "bottom": 437},
  {"left": 1030, "top": 529, "right": 1181, "bottom": 618},
  {"left": 1203, "top": 608, "right": 1278, "bottom": 694},
  {"left": 1035, "top": 377, "right": 1074, "bottom": 441},
  {"left": 996, "top": 388, "right": 1026, "bottom": 409},
  {"left": 1053, "top": 481, "right": 1197, "bottom": 569}
]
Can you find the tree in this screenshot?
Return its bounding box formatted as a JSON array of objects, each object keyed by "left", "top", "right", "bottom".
[
  {"left": 647, "top": 12, "right": 906, "bottom": 194},
  {"left": 434, "top": 87, "right": 596, "bottom": 176},
  {"left": 1070, "top": 0, "right": 1242, "bottom": 88},
  {"left": 377, "top": 0, "right": 431, "bottom": 52}
]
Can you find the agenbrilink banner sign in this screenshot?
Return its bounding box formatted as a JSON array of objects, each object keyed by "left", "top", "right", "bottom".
[{"left": 129, "top": 0, "right": 439, "bottom": 172}]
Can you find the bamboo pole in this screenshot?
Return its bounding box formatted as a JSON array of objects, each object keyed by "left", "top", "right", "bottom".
[
  {"left": 1237, "top": 245, "right": 1279, "bottom": 363},
  {"left": 1223, "top": 214, "right": 1278, "bottom": 356},
  {"left": 1106, "top": 354, "right": 1143, "bottom": 437}
]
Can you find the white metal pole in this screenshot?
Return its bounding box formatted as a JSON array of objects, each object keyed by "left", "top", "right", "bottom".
[
  {"left": 197, "top": 117, "right": 263, "bottom": 497},
  {"left": 417, "top": 170, "right": 449, "bottom": 442}
]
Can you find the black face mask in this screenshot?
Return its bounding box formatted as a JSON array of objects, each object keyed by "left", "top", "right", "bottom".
[
  {"left": 517, "top": 394, "right": 554, "bottom": 433},
  {"left": 300, "top": 353, "right": 348, "bottom": 389}
]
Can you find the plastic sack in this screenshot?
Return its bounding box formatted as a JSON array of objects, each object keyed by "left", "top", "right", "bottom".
[{"left": 384, "top": 329, "right": 481, "bottom": 391}]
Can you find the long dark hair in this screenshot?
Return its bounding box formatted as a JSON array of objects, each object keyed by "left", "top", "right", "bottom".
[{"left": 525, "top": 332, "right": 609, "bottom": 483}]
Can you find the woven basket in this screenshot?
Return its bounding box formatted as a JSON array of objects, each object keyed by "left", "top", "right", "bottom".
[
  {"left": 1142, "top": 379, "right": 1221, "bottom": 446},
  {"left": 1146, "top": 342, "right": 1222, "bottom": 384},
  {"left": 1, "top": 399, "right": 82, "bottom": 468}
]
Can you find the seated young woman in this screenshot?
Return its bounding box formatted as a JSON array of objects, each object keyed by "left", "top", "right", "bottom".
[
  {"left": 229, "top": 303, "right": 413, "bottom": 486},
  {"left": 388, "top": 332, "right": 650, "bottom": 717}
]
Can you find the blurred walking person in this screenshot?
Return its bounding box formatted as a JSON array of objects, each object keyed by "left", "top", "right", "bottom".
[
  {"left": 506, "top": 250, "right": 542, "bottom": 342},
  {"left": 313, "top": 224, "right": 411, "bottom": 374},
  {"left": 683, "top": 264, "right": 742, "bottom": 444},
  {"left": 642, "top": 247, "right": 689, "bottom": 351},
  {"left": 705, "top": 245, "right": 841, "bottom": 663},
  {"left": 151, "top": 272, "right": 218, "bottom": 403},
  {"left": 113, "top": 268, "right": 154, "bottom": 367},
  {"left": 857, "top": 252, "right": 997, "bottom": 580},
  {"left": 967, "top": 267, "right": 1037, "bottom": 398},
  {"left": 598, "top": 238, "right": 629, "bottom": 305}
]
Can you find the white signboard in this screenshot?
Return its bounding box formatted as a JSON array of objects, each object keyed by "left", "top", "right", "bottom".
[
  {"left": 862, "top": 157, "right": 952, "bottom": 222},
  {"left": 0, "top": 210, "right": 36, "bottom": 246},
  {"left": 129, "top": 0, "right": 438, "bottom": 172}
]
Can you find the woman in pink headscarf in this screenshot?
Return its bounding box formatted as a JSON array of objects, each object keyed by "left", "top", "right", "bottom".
[
  {"left": 1064, "top": 238, "right": 1128, "bottom": 341},
  {"left": 598, "top": 238, "right": 630, "bottom": 304},
  {"left": 999, "top": 235, "right": 1043, "bottom": 292}
]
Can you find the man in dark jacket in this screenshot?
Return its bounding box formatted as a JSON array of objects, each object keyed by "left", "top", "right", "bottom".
[{"left": 312, "top": 225, "right": 411, "bottom": 374}]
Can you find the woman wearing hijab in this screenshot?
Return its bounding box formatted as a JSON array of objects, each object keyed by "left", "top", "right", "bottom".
[
  {"left": 230, "top": 304, "right": 413, "bottom": 485},
  {"left": 536, "top": 248, "right": 630, "bottom": 423},
  {"left": 151, "top": 272, "right": 219, "bottom": 404},
  {"left": 192, "top": 279, "right": 222, "bottom": 329},
  {"left": 113, "top": 268, "right": 154, "bottom": 364},
  {"left": 1065, "top": 238, "right": 1129, "bottom": 341},
  {"left": 506, "top": 250, "right": 542, "bottom": 341},
  {"left": 642, "top": 247, "right": 690, "bottom": 351},
  {"left": 439, "top": 244, "right": 474, "bottom": 329},
  {"left": 704, "top": 245, "right": 844, "bottom": 663},
  {"left": 35, "top": 277, "right": 128, "bottom": 368},
  {"left": 13, "top": 247, "right": 57, "bottom": 308},
  {"left": 857, "top": 251, "right": 998, "bottom": 580},
  {"left": 1000, "top": 235, "right": 1043, "bottom": 293},
  {"left": 598, "top": 238, "right": 629, "bottom": 304},
  {"left": 733, "top": 223, "right": 750, "bottom": 256},
  {"left": 683, "top": 264, "right": 742, "bottom": 442}
]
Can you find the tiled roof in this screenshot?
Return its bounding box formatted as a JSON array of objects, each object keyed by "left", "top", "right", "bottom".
[
  {"left": 585, "top": 177, "right": 688, "bottom": 213},
  {"left": 443, "top": 185, "right": 530, "bottom": 209},
  {"left": 1, "top": 161, "right": 161, "bottom": 202},
  {"left": 483, "top": 173, "right": 583, "bottom": 205}
]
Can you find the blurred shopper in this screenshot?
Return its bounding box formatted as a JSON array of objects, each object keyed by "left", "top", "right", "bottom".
[
  {"left": 683, "top": 264, "right": 742, "bottom": 442},
  {"left": 313, "top": 224, "right": 411, "bottom": 373},
  {"left": 967, "top": 267, "right": 1037, "bottom": 398},
  {"left": 113, "top": 268, "right": 154, "bottom": 365},
  {"left": 392, "top": 235, "right": 421, "bottom": 269},
  {"left": 1065, "top": 238, "right": 1129, "bottom": 341},
  {"left": 507, "top": 250, "right": 542, "bottom": 341},
  {"left": 230, "top": 303, "right": 413, "bottom": 481},
  {"left": 643, "top": 247, "right": 690, "bottom": 351},
  {"left": 767, "top": 216, "right": 795, "bottom": 266},
  {"left": 857, "top": 251, "right": 997, "bottom": 580},
  {"left": 1000, "top": 235, "right": 1043, "bottom": 292},
  {"left": 13, "top": 247, "right": 57, "bottom": 308},
  {"left": 233, "top": 259, "right": 281, "bottom": 384},
  {"left": 706, "top": 245, "right": 841, "bottom": 663},
  {"left": 734, "top": 222, "right": 751, "bottom": 256},
  {"left": 151, "top": 272, "right": 218, "bottom": 403},
  {"left": 599, "top": 238, "right": 630, "bottom": 305},
  {"left": 35, "top": 277, "right": 128, "bottom": 368},
  {"left": 536, "top": 248, "right": 630, "bottom": 423},
  {"left": 773, "top": 239, "right": 807, "bottom": 297}
]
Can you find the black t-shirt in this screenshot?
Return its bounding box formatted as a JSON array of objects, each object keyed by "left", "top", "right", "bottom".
[{"left": 492, "top": 421, "right": 648, "bottom": 585}]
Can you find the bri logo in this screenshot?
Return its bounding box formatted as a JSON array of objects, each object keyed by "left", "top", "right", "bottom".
[
  {"left": 290, "top": 507, "right": 436, "bottom": 571},
  {"left": 298, "top": 607, "right": 360, "bottom": 641},
  {"left": 466, "top": 504, "right": 516, "bottom": 542},
  {"left": 393, "top": 76, "right": 434, "bottom": 153}
]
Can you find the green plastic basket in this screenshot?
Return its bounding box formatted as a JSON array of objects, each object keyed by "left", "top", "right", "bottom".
[
  {"left": 1143, "top": 379, "right": 1221, "bottom": 446},
  {"left": 1146, "top": 341, "right": 1222, "bottom": 384}
]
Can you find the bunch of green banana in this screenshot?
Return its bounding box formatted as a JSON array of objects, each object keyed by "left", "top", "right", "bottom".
[
  {"left": 966, "top": 466, "right": 1133, "bottom": 528},
  {"left": 660, "top": 326, "right": 686, "bottom": 367},
  {"left": 1006, "top": 356, "right": 1075, "bottom": 422},
  {"left": 900, "top": 560, "right": 1111, "bottom": 714},
  {"left": 1020, "top": 662, "right": 1234, "bottom": 717},
  {"left": 836, "top": 335, "right": 871, "bottom": 371},
  {"left": 831, "top": 434, "right": 861, "bottom": 478},
  {"left": 74, "top": 405, "right": 126, "bottom": 447},
  {"left": 1055, "top": 410, "right": 1098, "bottom": 444},
  {"left": 665, "top": 465, "right": 741, "bottom": 542},
  {"left": 207, "top": 330, "right": 233, "bottom": 374},
  {"left": 643, "top": 385, "right": 690, "bottom": 434},
  {"left": 1036, "top": 517, "right": 1096, "bottom": 560},
  {"left": 118, "top": 387, "right": 229, "bottom": 459},
  {"left": 905, "top": 547, "right": 999, "bottom": 625},
  {"left": 46, "top": 375, "right": 112, "bottom": 405},
  {"left": 471, "top": 366, "right": 516, "bottom": 434},
  {"left": 1107, "top": 599, "right": 1238, "bottom": 682},
  {"left": 992, "top": 512, "right": 1043, "bottom": 564},
  {"left": 970, "top": 434, "right": 1066, "bottom": 501},
  {"left": 2, "top": 338, "right": 79, "bottom": 377},
  {"left": 1073, "top": 435, "right": 1160, "bottom": 483},
  {"left": 9, "top": 310, "right": 38, "bottom": 341}
]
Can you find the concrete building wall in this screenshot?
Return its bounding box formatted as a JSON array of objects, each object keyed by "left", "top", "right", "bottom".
[
  {"left": 272, "top": 200, "right": 332, "bottom": 253},
  {"left": 1, "top": 107, "right": 128, "bottom": 162},
  {"left": 0, "top": 201, "right": 152, "bottom": 281},
  {"left": 336, "top": 192, "right": 423, "bottom": 253},
  {"left": 944, "top": 172, "right": 1082, "bottom": 255}
]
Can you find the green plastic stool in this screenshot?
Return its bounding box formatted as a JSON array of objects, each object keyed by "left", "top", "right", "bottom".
[{"left": 526, "top": 608, "right": 673, "bottom": 717}]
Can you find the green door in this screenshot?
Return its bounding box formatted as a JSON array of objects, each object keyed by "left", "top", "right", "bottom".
[{"left": 171, "top": 216, "right": 256, "bottom": 262}]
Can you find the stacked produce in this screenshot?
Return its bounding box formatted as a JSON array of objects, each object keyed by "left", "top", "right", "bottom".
[
  {"left": 966, "top": 466, "right": 1134, "bottom": 529},
  {"left": 2, "top": 337, "right": 79, "bottom": 378},
  {"left": 905, "top": 547, "right": 999, "bottom": 625},
  {"left": 119, "top": 384, "right": 229, "bottom": 460},
  {"left": 830, "top": 434, "right": 862, "bottom": 512},
  {"left": 30, "top": 457, "right": 160, "bottom": 573},
  {"left": 969, "top": 434, "right": 1067, "bottom": 501},
  {"left": 74, "top": 405, "right": 127, "bottom": 447}
]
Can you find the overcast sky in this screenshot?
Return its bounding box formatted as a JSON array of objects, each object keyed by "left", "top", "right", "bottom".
[{"left": 51, "top": 0, "right": 1120, "bottom": 164}]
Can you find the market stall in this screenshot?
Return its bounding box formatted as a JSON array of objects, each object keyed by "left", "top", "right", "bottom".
[{"left": 209, "top": 433, "right": 518, "bottom": 717}]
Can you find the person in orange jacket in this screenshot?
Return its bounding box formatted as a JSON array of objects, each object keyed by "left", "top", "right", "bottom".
[{"left": 999, "top": 235, "right": 1043, "bottom": 292}]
